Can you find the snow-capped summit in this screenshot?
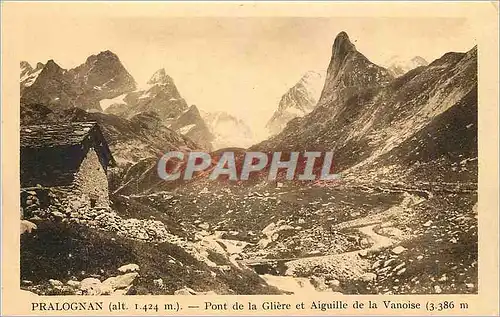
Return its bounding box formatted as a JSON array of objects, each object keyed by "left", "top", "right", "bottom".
[
  {"left": 202, "top": 111, "right": 255, "bottom": 150},
  {"left": 266, "top": 71, "right": 325, "bottom": 135},
  {"left": 384, "top": 55, "right": 429, "bottom": 77}
]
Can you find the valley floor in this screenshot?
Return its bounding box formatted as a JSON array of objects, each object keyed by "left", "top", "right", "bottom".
[{"left": 21, "top": 180, "right": 477, "bottom": 295}]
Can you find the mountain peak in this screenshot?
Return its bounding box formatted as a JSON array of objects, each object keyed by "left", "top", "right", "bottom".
[
  {"left": 20, "top": 61, "right": 32, "bottom": 69},
  {"left": 44, "top": 59, "right": 62, "bottom": 71},
  {"left": 411, "top": 56, "right": 428, "bottom": 65},
  {"left": 385, "top": 56, "right": 429, "bottom": 77},
  {"left": 332, "top": 31, "right": 356, "bottom": 58},
  {"left": 147, "top": 68, "right": 174, "bottom": 85},
  {"left": 188, "top": 104, "right": 200, "bottom": 114},
  {"left": 318, "top": 32, "right": 393, "bottom": 107},
  {"left": 335, "top": 31, "right": 351, "bottom": 43},
  {"left": 97, "top": 50, "right": 119, "bottom": 60},
  {"left": 84, "top": 50, "right": 120, "bottom": 67}
]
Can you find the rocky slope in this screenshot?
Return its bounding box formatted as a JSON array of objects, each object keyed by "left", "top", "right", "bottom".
[
  {"left": 21, "top": 51, "right": 136, "bottom": 111},
  {"left": 21, "top": 188, "right": 281, "bottom": 296},
  {"left": 266, "top": 71, "right": 324, "bottom": 135}
]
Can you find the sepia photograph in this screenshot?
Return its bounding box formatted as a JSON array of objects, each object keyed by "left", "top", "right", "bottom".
[
  {"left": 17, "top": 15, "right": 480, "bottom": 296},
  {"left": 1, "top": 2, "right": 498, "bottom": 315}
]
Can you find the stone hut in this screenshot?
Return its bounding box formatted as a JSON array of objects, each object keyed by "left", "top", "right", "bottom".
[{"left": 20, "top": 122, "right": 116, "bottom": 212}]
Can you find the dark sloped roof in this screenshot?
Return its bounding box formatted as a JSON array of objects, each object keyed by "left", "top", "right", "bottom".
[
  {"left": 20, "top": 121, "right": 116, "bottom": 188},
  {"left": 20, "top": 122, "right": 98, "bottom": 148}
]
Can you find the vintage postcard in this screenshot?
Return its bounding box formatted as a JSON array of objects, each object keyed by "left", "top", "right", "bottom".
[{"left": 1, "top": 1, "right": 499, "bottom": 316}]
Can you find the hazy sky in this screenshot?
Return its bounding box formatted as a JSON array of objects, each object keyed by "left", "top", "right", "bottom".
[{"left": 18, "top": 15, "right": 476, "bottom": 130}]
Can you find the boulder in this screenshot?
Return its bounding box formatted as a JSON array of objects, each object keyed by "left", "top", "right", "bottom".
[
  {"left": 100, "top": 283, "right": 114, "bottom": 295},
  {"left": 396, "top": 268, "right": 407, "bottom": 276},
  {"left": 49, "top": 279, "right": 63, "bottom": 287},
  {"left": 391, "top": 246, "right": 406, "bottom": 255},
  {"left": 174, "top": 287, "right": 216, "bottom": 295},
  {"left": 359, "top": 273, "right": 377, "bottom": 282},
  {"left": 118, "top": 263, "right": 140, "bottom": 273},
  {"left": 51, "top": 211, "right": 65, "bottom": 220},
  {"left": 153, "top": 278, "right": 164, "bottom": 288},
  {"left": 371, "top": 260, "right": 382, "bottom": 270},
  {"left": 262, "top": 223, "right": 276, "bottom": 237},
  {"left": 358, "top": 250, "right": 368, "bottom": 257},
  {"left": 384, "top": 258, "right": 396, "bottom": 267},
  {"left": 198, "top": 222, "right": 210, "bottom": 230},
  {"left": 310, "top": 276, "right": 329, "bottom": 291},
  {"left": 174, "top": 287, "right": 197, "bottom": 295},
  {"left": 20, "top": 220, "right": 37, "bottom": 234},
  {"left": 66, "top": 280, "right": 80, "bottom": 288},
  {"left": 433, "top": 285, "right": 442, "bottom": 294},
  {"left": 328, "top": 279, "right": 342, "bottom": 292},
  {"left": 102, "top": 272, "right": 139, "bottom": 290},
  {"left": 80, "top": 278, "right": 102, "bottom": 295}
]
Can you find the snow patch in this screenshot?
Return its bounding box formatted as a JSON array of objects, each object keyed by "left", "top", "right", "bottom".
[
  {"left": 178, "top": 124, "right": 196, "bottom": 135},
  {"left": 20, "top": 68, "right": 43, "bottom": 87},
  {"left": 99, "top": 93, "right": 128, "bottom": 110},
  {"left": 139, "top": 91, "right": 152, "bottom": 100}
]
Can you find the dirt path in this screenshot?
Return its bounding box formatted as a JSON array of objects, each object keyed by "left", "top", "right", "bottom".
[
  {"left": 256, "top": 193, "right": 427, "bottom": 294},
  {"left": 258, "top": 223, "right": 397, "bottom": 294}
]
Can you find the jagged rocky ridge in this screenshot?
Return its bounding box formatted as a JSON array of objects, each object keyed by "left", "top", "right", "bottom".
[{"left": 21, "top": 51, "right": 137, "bottom": 111}]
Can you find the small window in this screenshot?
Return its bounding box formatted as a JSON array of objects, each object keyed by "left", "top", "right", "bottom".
[{"left": 90, "top": 198, "right": 97, "bottom": 208}]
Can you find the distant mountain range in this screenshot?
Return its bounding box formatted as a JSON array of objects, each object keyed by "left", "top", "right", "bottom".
[
  {"left": 20, "top": 52, "right": 261, "bottom": 154},
  {"left": 20, "top": 31, "right": 477, "bottom": 191}
]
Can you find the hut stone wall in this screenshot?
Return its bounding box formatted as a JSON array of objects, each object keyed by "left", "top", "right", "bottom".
[{"left": 72, "top": 147, "right": 110, "bottom": 208}]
